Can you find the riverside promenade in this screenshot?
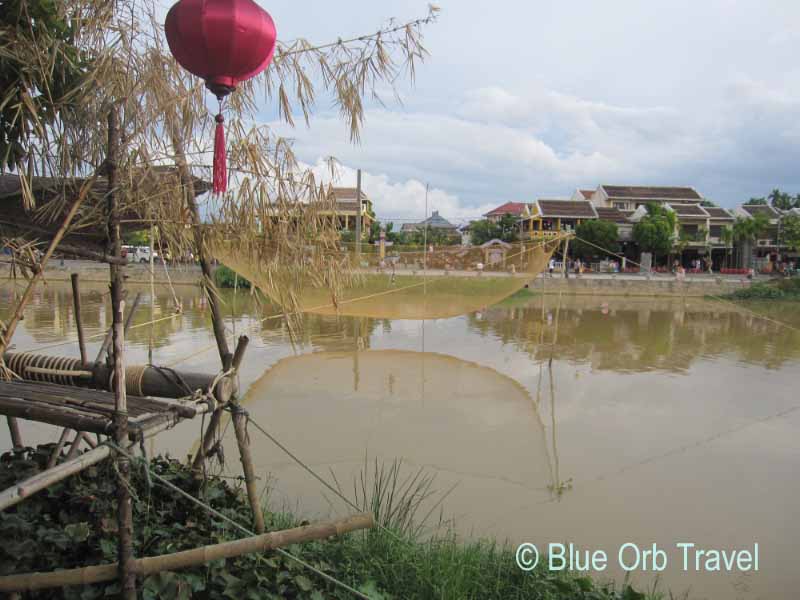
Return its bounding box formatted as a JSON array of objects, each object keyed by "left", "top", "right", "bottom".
[{"left": 1, "top": 260, "right": 754, "bottom": 297}]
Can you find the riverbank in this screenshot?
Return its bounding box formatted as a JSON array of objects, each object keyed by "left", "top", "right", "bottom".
[
  {"left": 0, "top": 447, "right": 659, "bottom": 600},
  {"left": 2, "top": 259, "right": 758, "bottom": 299},
  {"left": 1, "top": 259, "right": 204, "bottom": 286}
]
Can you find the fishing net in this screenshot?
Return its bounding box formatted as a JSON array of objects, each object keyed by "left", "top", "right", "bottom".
[{"left": 213, "top": 235, "right": 565, "bottom": 320}]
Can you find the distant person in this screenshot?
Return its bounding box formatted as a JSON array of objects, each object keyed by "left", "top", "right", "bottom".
[{"left": 548, "top": 258, "right": 555, "bottom": 276}]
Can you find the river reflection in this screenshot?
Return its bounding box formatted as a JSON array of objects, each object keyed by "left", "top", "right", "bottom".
[{"left": 1, "top": 281, "right": 798, "bottom": 599}]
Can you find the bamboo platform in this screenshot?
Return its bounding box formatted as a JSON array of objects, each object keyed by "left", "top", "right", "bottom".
[{"left": 0, "top": 380, "right": 206, "bottom": 439}]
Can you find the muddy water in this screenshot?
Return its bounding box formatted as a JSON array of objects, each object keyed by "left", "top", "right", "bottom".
[{"left": 1, "top": 280, "right": 799, "bottom": 599}]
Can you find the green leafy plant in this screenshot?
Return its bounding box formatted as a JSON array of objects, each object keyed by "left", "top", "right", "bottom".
[{"left": 573, "top": 220, "right": 618, "bottom": 260}]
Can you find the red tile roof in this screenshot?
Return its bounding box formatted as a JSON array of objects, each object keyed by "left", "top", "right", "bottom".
[
  {"left": 601, "top": 185, "right": 702, "bottom": 201},
  {"left": 578, "top": 189, "right": 595, "bottom": 200},
  {"left": 668, "top": 203, "right": 709, "bottom": 217},
  {"left": 705, "top": 206, "right": 735, "bottom": 221},
  {"left": 595, "top": 206, "right": 629, "bottom": 223},
  {"left": 536, "top": 199, "right": 597, "bottom": 219},
  {"left": 741, "top": 204, "right": 780, "bottom": 219},
  {"left": 484, "top": 201, "right": 529, "bottom": 217}
]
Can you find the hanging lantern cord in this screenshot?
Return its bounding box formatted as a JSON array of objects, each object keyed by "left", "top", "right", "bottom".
[{"left": 212, "top": 96, "right": 227, "bottom": 195}]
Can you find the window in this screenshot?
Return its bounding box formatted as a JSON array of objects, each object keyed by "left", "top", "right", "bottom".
[{"left": 709, "top": 225, "right": 723, "bottom": 238}]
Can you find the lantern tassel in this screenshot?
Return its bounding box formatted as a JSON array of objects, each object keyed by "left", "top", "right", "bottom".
[{"left": 213, "top": 112, "right": 227, "bottom": 194}]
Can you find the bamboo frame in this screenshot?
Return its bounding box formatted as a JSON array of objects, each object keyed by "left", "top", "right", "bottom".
[
  {"left": 0, "top": 512, "right": 374, "bottom": 592},
  {"left": 0, "top": 445, "right": 112, "bottom": 511}
]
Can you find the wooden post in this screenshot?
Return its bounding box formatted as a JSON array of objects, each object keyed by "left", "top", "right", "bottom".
[
  {"left": 355, "top": 169, "right": 362, "bottom": 261},
  {"left": 70, "top": 274, "right": 88, "bottom": 366},
  {"left": 6, "top": 418, "right": 22, "bottom": 450},
  {"left": 46, "top": 428, "right": 73, "bottom": 469},
  {"left": 227, "top": 336, "right": 263, "bottom": 532},
  {"left": 105, "top": 107, "right": 136, "bottom": 600},
  {"left": 561, "top": 237, "right": 570, "bottom": 279}
]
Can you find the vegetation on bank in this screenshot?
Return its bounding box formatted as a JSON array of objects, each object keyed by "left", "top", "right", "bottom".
[
  {"left": 723, "top": 278, "right": 800, "bottom": 301},
  {"left": 213, "top": 265, "right": 251, "bottom": 289},
  {"left": 0, "top": 447, "right": 661, "bottom": 600}
]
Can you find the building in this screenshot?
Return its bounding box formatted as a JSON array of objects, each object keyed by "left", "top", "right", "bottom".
[
  {"left": 400, "top": 210, "right": 459, "bottom": 241},
  {"left": 587, "top": 185, "right": 703, "bottom": 216},
  {"left": 733, "top": 204, "right": 784, "bottom": 268},
  {"left": 519, "top": 198, "right": 597, "bottom": 239},
  {"left": 312, "top": 187, "right": 374, "bottom": 237},
  {"left": 483, "top": 201, "right": 531, "bottom": 224}
]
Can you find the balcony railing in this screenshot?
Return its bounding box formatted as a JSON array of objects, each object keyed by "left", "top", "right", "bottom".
[{"left": 528, "top": 230, "right": 563, "bottom": 240}]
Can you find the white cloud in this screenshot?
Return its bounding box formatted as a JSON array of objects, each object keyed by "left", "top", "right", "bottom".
[{"left": 301, "top": 158, "right": 494, "bottom": 224}]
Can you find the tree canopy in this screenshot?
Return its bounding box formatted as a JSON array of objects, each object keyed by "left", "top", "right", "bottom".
[
  {"left": 780, "top": 214, "right": 800, "bottom": 250},
  {"left": 469, "top": 214, "right": 519, "bottom": 245},
  {"left": 572, "top": 220, "right": 618, "bottom": 260},
  {"left": 632, "top": 203, "right": 676, "bottom": 258}
]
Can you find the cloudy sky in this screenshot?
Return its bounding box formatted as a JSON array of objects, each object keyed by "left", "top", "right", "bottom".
[{"left": 258, "top": 1, "right": 800, "bottom": 223}]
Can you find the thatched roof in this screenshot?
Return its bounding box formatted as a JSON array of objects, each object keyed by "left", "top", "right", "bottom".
[{"left": 0, "top": 170, "right": 209, "bottom": 249}]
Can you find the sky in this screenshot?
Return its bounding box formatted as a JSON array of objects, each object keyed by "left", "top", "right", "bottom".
[{"left": 252, "top": 1, "right": 800, "bottom": 224}]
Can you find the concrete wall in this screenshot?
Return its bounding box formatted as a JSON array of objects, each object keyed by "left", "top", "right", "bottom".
[
  {"left": 529, "top": 275, "right": 750, "bottom": 297},
  {"left": 0, "top": 260, "right": 204, "bottom": 286}
]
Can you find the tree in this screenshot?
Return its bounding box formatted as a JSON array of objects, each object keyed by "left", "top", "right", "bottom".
[
  {"left": 123, "top": 229, "right": 149, "bottom": 246},
  {"left": 496, "top": 213, "right": 520, "bottom": 243},
  {"left": 780, "top": 214, "right": 800, "bottom": 250},
  {"left": 0, "top": 0, "right": 89, "bottom": 171},
  {"left": 769, "top": 188, "right": 795, "bottom": 210},
  {"left": 732, "top": 214, "right": 769, "bottom": 268},
  {"left": 720, "top": 226, "right": 734, "bottom": 267},
  {"left": 572, "top": 220, "right": 618, "bottom": 260},
  {"left": 632, "top": 203, "right": 676, "bottom": 260},
  {"left": 747, "top": 197, "right": 768, "bottom": 205},
  {"left": 469, "top": 219, "right": 500, "bottom": 245}
]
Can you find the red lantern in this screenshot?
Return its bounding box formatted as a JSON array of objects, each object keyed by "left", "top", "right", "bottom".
[{"left": 165, "top": 0, "right": 277, "bottom": 194}]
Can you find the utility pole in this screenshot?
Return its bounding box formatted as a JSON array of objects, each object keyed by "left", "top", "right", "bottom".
[{"left": 355, "top": 169, "right": 362, "bottom": 261}]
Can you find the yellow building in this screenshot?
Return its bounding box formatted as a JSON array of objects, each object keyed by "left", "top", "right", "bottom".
[
  {"left": 313, "top": 187, "right": 374, "bottom": 237},
  {"left": 519, "top": 199, "right": 598, "bottom": 240}
]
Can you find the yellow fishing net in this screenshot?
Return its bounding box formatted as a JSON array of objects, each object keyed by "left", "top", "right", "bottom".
[{"left": 213, "top": 236, "right": 565, "bottom": 320}]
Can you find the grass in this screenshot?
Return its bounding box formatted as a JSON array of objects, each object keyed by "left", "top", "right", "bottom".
[
  {"left": 722, "top": 277, "right": 800, "bottom": 301},
  {"left": 0, "top": 448, "right": 668, "bottom": 599}
]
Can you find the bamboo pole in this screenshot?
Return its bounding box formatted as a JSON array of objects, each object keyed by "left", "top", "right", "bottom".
[
  {"left": 6, "top": 417, "right": 22, "bottom": 450},
  {"left": 70, "top": 274, "right": 89, "bottom": 366},
  {"left": 105, "top": 107, "right": 136, "bottom": 600},
  {"left": 0, "top": 408, "right": 204, "bottom": 514},
  {"left": 0, "top": 445, "right": 111, "bottom": 511},
  {"left": 0, "top": 512, "right": 375, "bottom": 592},
  {"left": 64, "top": 432, "right": 88, "bottom": 462},
  {"left": 191, "top": 335, "right": 248, "bottom": 472},
  {"left": 0, "top": 176, "right": 97, "bottom": 456},
  {"left": 46, "top": 428, "right": 73, "bottom": 469},
  {"left": 0, "top": 176, "right": 97, "bottom": 360},
  {"left": 225, "top": 336, "right": 264, "bottom": 533}
]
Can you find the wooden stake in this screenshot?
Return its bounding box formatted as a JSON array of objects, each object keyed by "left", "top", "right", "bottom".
[
  {"left": 191, "top": 335, "right": 250, "bottom": 473},
  {"left": 70, "top": 274, "right": 88, "bottom": 366},
  {"left": 46, "top": 428, "right": 73, "bottom": 469},
  {"left": 6, "top": 417, "right": 22, "bottom": 450},
  {"left": 355, "top": 168, "right": 362, "bottom": 259},
  {"left": 105, "top": 107, "right": 136, "bottom": 600},
  {"left": 0, "top": 512, "right": 375, "bottom": 592}
]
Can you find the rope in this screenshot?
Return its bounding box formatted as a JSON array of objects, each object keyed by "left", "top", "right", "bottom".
[
  {"left": 105, "top": 442, "right": 373, "bottom": 600},
  {"left": 126, "top": 365, "right": 147, "bottom": 397}
]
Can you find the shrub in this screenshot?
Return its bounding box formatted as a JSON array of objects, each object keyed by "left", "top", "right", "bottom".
[{"left": 213, "top": 264, "right": 250, "bottom": 289}]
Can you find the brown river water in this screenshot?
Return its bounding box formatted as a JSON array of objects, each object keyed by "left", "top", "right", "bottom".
[{"left": 1, "top": 280, "right": 799, "bottom": 599}]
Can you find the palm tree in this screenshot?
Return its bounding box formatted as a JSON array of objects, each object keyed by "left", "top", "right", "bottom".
[
  {"left": 720, "top": 226, "right": 734, "bottom": 268},
  {"left": 732, "top": 214, "right": 769, "bottom": 268}
]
